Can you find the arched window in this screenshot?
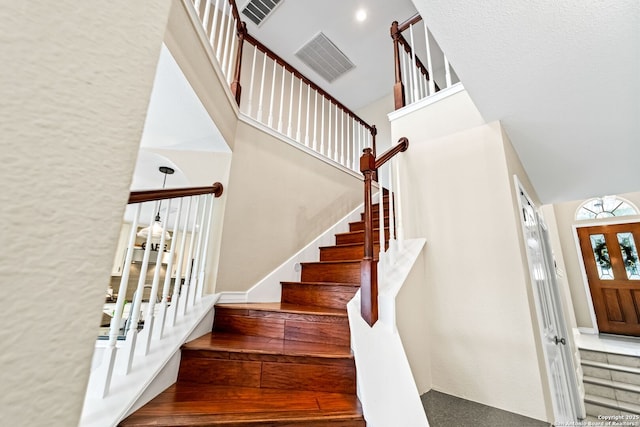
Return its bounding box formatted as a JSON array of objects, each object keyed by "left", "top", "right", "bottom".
[{"left": 575, "top": 196, "right": 639, "bottom": 220}]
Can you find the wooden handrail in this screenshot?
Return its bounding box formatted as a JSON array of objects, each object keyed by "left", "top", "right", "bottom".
[
  {"left": 359, "top": 138, "right": 409, "bottom": 326},
  {"left": 128, "top": 182, "right": 224, "bottom": 204},
  {"left": 243, "top": 33, "right": 376, "bottom": 136},
  {"left": 390, "top": 16, "right": 440, "bottom": 109},
  {"left": 397, "top": 12, "right": 422, "bottom": 33}
]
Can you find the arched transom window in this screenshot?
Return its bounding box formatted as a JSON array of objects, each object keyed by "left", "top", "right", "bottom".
[{"left": 575, "top": 196, "right": 639, "bottom": 221}]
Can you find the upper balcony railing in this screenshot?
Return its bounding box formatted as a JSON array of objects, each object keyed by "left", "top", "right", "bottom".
[
  {"left": 391, "top": 14, "right": 460, "bottom": 110},
  {"left": 189, "top": 0, "right": 376, "bottom": 172}
]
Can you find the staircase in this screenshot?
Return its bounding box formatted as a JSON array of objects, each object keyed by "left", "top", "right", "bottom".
[
  {"left": 580, "top": 348, "right": 640, "bottom": 421},
  {"left": 119, "top": 196, "right": 392, "bottom": 426}
]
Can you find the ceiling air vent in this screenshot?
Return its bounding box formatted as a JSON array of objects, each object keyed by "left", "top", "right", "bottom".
[
  {"left": 295, "top": 32, "right": 355, "bottom": 83},
  {"left": 241, "top": 0, "right": 282, "bottom": 26}
]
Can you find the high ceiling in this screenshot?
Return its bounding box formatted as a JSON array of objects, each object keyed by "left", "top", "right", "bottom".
[{"left": 243, "top": 0, "right": 640, "bottom": 204}]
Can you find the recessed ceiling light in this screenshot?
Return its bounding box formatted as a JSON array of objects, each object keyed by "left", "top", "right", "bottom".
[{"left": 356, "top": 9, "right": 367, "bottom": 22}]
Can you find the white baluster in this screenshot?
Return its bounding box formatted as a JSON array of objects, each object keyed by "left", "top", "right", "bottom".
[
  {"left": 333, "top": 105, "right": 340, "bottom": 162},
  {"left": 196, "top": 194, "right": 216, "bottom": 298},
  {"left": 156, "top": 197, "right": 183, "bottom": 340},
  {"left": 444, "top": 54, "right": 452, "bottom": 88},
  {"left": 394, "top": 155, "right": 405, "bottom": 250},
  {"left": 268, "top": 60, "right": 276, "bottom": 127},
  {"left": 340, "top": 111, "right": 345, "bottom": 166},
  {"left": 122, "top": 201, "right": 159, "bottom": 374},
  {"left": 327, "top": 101, "right": 332, "bottom": 159},
  {"left": 287, "top": 72, "right": 294, "bottom": 137},
  {"left": 209, "top": 0, "right": 221, "bottom": 46},
  {"left": 101, "top": 204, "right": 141, "bottom": 397},
  {"left": 225, "top": 19, "right": 237, "bottom": 82},
  {"left": 312, "top": 91, "right": 318, "bottom": 150},
  {"left": 304, "top": 84, "right": 311, "bottom": 146},
  {"left": 246, "top": 45, "right": 257, "bottom": 116},
  {"left": 141, "top": 198, "right": 172, "bottom": 355},
  {"left": 424, "top": 21, "right": 435, "bottom": 95},
  {"left": 379, "top": 177, "right": 385, "bottom": 266},
  {"left": 296, "top": 78, "right": 303, "bottom": 142},
  {"left": 409, "top": 24, "right": 420, "bottom": 102},
  {"left": 200, "top": 0, "right": 209, "bottom": 27},
  {"left": 194, "top": 0, "right": 202, "bottom": 17},
  {"left": 277, "top": 65, "right": 285, "bottom": 133},
  {"left": 180, "top": 196, "right": 201, "bottom": 316},
  {"left": 320, "top": 96, "right": 325, "bottom": 155},
  {"left": 189, "top": 196, "right": 207, "bottom": 308},
  {"left": 351, "top": 118, "right": 357, "bottom": 171},
  {"left": 168, "top": 196, "right": 192, "bottom": 327},
  {"left": 387, "top": 164, "right": 396, "bottom": 265},
  {"left": 215, "top": 0, "right": 228, "bottom": 62},
  {"left": 257, "top": 52, "right": 267, "bottom": 122}
]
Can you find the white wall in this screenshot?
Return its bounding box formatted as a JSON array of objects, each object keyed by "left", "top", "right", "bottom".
[
  {"left": 0, "top": 1, "right": 171, "bottom": 426},
  {"left": 390, "top": 91, "right": 550, "bottom": 421},
  {"left": 215, "top": 120, "right": 364, "bottom": 292}
]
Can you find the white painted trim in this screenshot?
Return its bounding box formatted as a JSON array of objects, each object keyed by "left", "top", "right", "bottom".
[
  {"left": 577, "top": 327, "right": 598, "bottom": 335},
  {"left": 179, "top": 0, "right": 240, "bottom": 117},
  {"left": 387, "top": 82, "right": 465, "bottom": 122},
  {"left": 239, "top": 113, "right": 365, "bottom": 181},
  {"left": 347, "top": 238, "right": 429, "bottom": 427},
  {"left": 80, "top": 294, "right": 219, "bottom": 427},
  {"left": 217, "top": 291, "right": 248, "bottom": 304}
]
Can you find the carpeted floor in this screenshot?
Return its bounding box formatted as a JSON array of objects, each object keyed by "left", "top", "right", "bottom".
[{"left": 421, "top": 390, "right": 551, "bottom": 427}]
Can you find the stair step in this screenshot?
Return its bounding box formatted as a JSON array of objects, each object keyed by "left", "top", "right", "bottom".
[
  {"left": 584, "top": 393, "right": 640, "bottom": 417},
  {"left": 581, "top": 360, "right": 640, "bottom": 386},
  {"left": 335, "top": 228, "right": 390, "bottom": 245},
  {"left": 281, "top": 281, "right": 359, "bottom": 309},
  {"left": 349, "top": 216, "right": 390, "bottom": 232},
  {"left": 119, "top": 384, "right": 365, "bottom": 426},
  {"left": 583, "top": 375, "right": 640, "bottom": 405},
  {"left": 300, "top": 260, "right": 361, "bottom": 284},
  {"left": 178, "top": 332, "right": 356, "bottom": 393},
  {"left": 319, "top": 243, "right": 382, "bottom": 262},
  {"left": 580, "top": 349, "right": 640, "bottom": 368},
  {"left": 213, "top": 303, "right": 350, "bottom": 346}
]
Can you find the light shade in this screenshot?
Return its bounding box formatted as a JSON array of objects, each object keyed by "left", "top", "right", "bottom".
[{"left": 137, "top": 221, "right": 171, "bottom": 241}]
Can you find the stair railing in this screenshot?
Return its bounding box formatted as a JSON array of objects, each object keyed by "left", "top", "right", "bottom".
[
  {"left": 186, "top": 0, "right": 377, "bottom": 172},
  {"left": 360, "top": 137, "right": 409, "bottom": 326},
  {"left": 239, "top": 33, "right": 377, "bottom": 172},
  {"left": 99, "top": 182, "right": 223, "bottom": 397},
  {"left": 391, "top": 14, "right": 459, "bottom": 110}
]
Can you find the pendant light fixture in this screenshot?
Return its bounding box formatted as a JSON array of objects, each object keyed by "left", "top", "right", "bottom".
[{"left": 137, "top": 166, "right": 174, "bottom": 242}]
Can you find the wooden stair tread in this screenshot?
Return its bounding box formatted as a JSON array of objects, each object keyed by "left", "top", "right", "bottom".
[
  {"left": 184, "top": 332, "right": 353, "bottom": 359},
  {"left": 119, "top": 384, "right": 364, "bottom": 426},
  {"left": 334, "top": 228, "right": 389, "bottom": 237},
  {"left": 215, "top": 302, "right": 348, "bottom": 317},
  {"left": 281, "top": 281, "right": 360, "bottom": 288},
  {"left": 300, "top": 260, "right": 361, "bottom": 265}
]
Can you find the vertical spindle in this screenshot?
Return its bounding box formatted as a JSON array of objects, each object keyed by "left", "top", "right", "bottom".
[
  {"left": 268, "top": 60, "right": 277, "bottom": 127},
  {"left": 257, "top": 52, "right": 267, "bottom": 122},
  {"left": 246, "top": 45, "right": 257, "bottom": 116},
  {"left": 287, "top": 73, "right": 294, "bottom": 137},
  {"left": 424, "top": 22, "right": 435, "bottom": 95},
  {"left": 215, "top": 0, "right": 229, "bottom": 61},
  {"left": 304, "top": 84, "right": 311, "bottom": 146},
  {"left": 296, "top": 78, "right": 303, "bottom": 141},
  {"left": 277, "top": 65, "right": 285, "bottom": 132},
  {"left": 444, "top": 55, "right": 452, "bottom": 88},
  {"left": 180, "top": 196, "right": 201, "bottom": 316}
]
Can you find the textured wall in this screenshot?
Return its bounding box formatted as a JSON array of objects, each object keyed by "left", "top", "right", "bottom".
[
  {"left": 391, "top": 92, "right": 549, "bottom": 421},
  {"left": 0, "top": 1, "right": 171, "bottom": 425},
  {"left": 216, "top": 121, "right": 363, "bottom": 292}
]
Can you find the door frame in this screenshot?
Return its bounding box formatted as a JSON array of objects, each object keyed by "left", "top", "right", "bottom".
[
  {"left": 515, "top": 176, "right": 583, "bottom": 422},
  {"left": 573, "top": 217, "right": 640, "bottom": 334}
]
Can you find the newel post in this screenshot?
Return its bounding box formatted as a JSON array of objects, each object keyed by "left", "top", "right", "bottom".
[
  {"left": 231, "top": 22, "right": 247, "bottom": 106},
  {"left": 391, "top": 21, "right": 405, "bottom": 110},
  {"left": 360, "top": 148, "right": 378, "bottom": 326}
]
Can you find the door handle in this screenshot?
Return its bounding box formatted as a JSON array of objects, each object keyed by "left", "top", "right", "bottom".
[{"left": 553, "top": 336, "right": 566, "bottom": 345}]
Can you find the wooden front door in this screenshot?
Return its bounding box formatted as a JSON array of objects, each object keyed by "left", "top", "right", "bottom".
[{"left": 577, "top": 223, "right": 640, "bottom": 336}]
